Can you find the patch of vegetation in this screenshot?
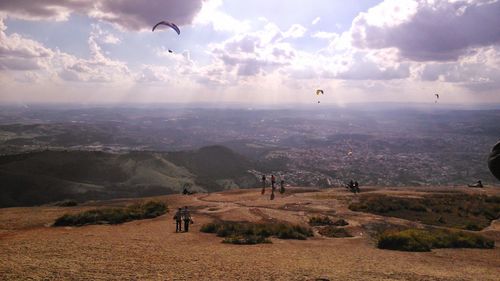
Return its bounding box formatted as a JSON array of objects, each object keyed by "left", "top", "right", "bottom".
[
  {"left": 309, "top": 216, "right": 348, "bottom": 227},
  {"left": 349, "top": 193, "right": 500, "bottom": 230},
  {"left": 378, "top": 228, "right": 495, "bottom": 252},
  {"left": 200, "top": 221, "right": 313, "bottom": 244},
  {"left": 223, "top": 235, "right": 271, "bottom": 245},
  {"left": 318, "top": 226, "right": 353, "bottom": 238},
  {"left": 53, "top": 200, "right": 78, "bottom": 207},
  {"left": 53, "top": 201, "right": 167, "bottom": 226}
]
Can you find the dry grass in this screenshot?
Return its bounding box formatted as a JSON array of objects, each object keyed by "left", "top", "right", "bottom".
[{"left": 1, "top": 187, "right": 500, "bottom": 280}]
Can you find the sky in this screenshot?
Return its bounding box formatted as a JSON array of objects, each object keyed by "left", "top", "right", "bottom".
[{"left": 0, "top": 0, "right": 500, "bottom": 106}]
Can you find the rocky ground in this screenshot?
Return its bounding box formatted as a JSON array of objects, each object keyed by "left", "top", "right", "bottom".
[{"left": 1, "top": 186, "right": 499, "bottom": 281}]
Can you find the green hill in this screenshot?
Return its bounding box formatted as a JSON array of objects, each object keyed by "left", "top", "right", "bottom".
[
  {"left": 166, "top": 145, "right": 258, "bottom": 191},
  {"left": 0, "top": 147, "right": 258, "bottom": 208}
]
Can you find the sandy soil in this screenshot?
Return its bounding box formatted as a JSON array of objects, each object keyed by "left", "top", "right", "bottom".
[{"left": 1, "top": 187, "right": 499, "bottom": 281}]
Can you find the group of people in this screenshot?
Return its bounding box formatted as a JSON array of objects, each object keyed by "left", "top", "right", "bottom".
[
  {"left": 261, "top": 174, "right": 285, "bottom": 200},
  {"left": 173, "top": 206, "right": 193, "bottom": 233},
  {"left": 346, "top": 180, "right": 360, "bottom": 193}
]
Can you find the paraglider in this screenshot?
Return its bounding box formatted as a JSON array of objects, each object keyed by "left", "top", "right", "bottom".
[
  {"left": 488, "top": 141, "right": 500, "bottom": 181},
  {"left": 316, "top": 89, "right": 324, "bottom": 103},
  {"left": 435, "top": 94, "right": 439, "bottom": 103},
  {"left": 152, "top": 21, "right": 180, "bottom": 35}
]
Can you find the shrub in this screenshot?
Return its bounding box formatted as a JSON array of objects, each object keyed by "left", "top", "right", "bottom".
[
  {"left": 332, "top": 219, "right": 349, "bottom": 226},
  {"left": 309, "top": 216, "right": 349, "bottom": 227},
  {"left": 200, "top": 222, "right": 218, "bottom": 233},
  {"left": 223, "top": 235, "right": 271, "bottom": 245},
  {"left": 377, "top": 228, "right": 494, "bottom": 252},
  {"left": 53, "top": 200, "right": 78, "bottom": 207},
  {"left": 309, "top": 216, "right": 333, "bottom": 226},
  {"left": 53, "top": 201, "right": 167, "bottom": 227},
  {"left": 200, "top": 221, "right": 313, "bottom": 244},
  {"left": 349, "top": 194, "right": 500, "bottom": 230},
  {"left": 318, "top": 226, "right": 352, "bottom": 238}
]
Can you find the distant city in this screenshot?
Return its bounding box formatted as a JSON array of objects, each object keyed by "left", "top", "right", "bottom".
[{"left": 0, "top": 105, "right": 498, "bottom": 187}]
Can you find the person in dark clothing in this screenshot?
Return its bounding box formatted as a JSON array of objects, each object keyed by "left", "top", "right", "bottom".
[
  {"left": 354, "top": 181, "right": 360, "bottom": 193},
  {"left": 261, "top": 174, "right": 266, "bottom": 194},
  {"left": 488, "top": 141, "right": 500, "bottom": 181},
  {"left": 271, "top": 174, "right": 276, "bottom": 190},
  {"left": 346, "top": 180, "right": 352, "bottom": 190},
  {"left": 182, "top": 206, "right": 192, "bottom": 232},
  {"left": 347, "top": 180, "right": 354, "bottom": 190},
  {"left": 173, "top": 208, "right": 183, "bottom": 232},
  {"left": 280, "top": 178, "right": 285, "bottom": 194}
]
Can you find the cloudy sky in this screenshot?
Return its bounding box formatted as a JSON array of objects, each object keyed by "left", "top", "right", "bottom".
[{"left": 1, "top": 0, "right": 499, "bottom": 105}]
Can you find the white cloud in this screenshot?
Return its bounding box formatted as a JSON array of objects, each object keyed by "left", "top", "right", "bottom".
[
  {"left": 351, "top": 0, "right": 500, "bottom": 61},
  {"left": 312, "top": 31, "right": 338, "bottom": 40},
  {"left": 283, "top": 24, "right": 307, "bottom": 39},
  {"left": 0, "top": 18, "right": 54, "bottom": 71},
  {"left": 102, "top": 34, "right": 120, "bottom": 44},
  {"left": 193, "top": 0, "right": 251, "bottom": 33},
  {"left": 0, "top": 18, "right": 130, "bottom": 83}
]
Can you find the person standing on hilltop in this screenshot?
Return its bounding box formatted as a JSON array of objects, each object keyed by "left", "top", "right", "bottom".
[
  {"left": 173, "top": 208, "right": 183, "bottom": 233},
  {"left": 182, "top": 206, "right": 193, "bottom": 232},
  {"left": 280, "top": 176, "right": 285, "bottom": 194},
  {"left": 270, "top": 174, "right": 277, "bottom": 200},
  {"left": 347, "top": 179, "right": 354, "bottom": 191},
  {"left": 261, "top": 174, "right": 266, "bottom": 194}
]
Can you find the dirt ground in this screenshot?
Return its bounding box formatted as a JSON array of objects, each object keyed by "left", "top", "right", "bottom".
[{"left": 1, "top": 186, "right": 499, "bottom": 281}]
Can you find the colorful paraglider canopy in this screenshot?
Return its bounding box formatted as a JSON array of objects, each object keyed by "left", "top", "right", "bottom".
[
  {"left": 316, "top": 89, "right": 324, "bottom": 95},
  {"left": 152, "top": 21, "right": 180, "bottom": 35},
  {"left": 488, "top": 141, "right": 500, "bottom": 181}
]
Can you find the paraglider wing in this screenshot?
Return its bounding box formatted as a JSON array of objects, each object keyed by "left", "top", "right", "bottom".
[
  {"left": 152, "top": 21, "right": 180, "bottom": 35},
  {"left": 316, "top": 89, "right": 324, "bottom": 95},
  {"left": 435, "top": 94, "right": 439, "bottom": 99},
  {"left": 488, "top": 141, "right": 500, "bottom": 181}
]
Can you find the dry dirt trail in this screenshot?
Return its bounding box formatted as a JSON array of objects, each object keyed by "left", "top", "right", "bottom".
[{"left": 1, "top": 187, "right": 499, "bottom": 281}]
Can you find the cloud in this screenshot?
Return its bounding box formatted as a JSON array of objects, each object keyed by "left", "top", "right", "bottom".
[
  {"left": 56, "top": 28, "right": 130, "bottom": 82},
  {"left": 0, "top": 0, "right": 89, "bottom": 21},
  {"left": 193, "top": 0, "right": 250, "bottom": 33},
  {"left": 90, "top": 0, "right": 204, "bottom": 31},
  {"left": 0, "top": 18, "right": 129, "bottom": 83},
  {"left": 208, "top": 23, "right": 301, "bottom": 78},
  {"left": 351, "top": 0, "right": 500, "bottom": 61},
  {"left": 89, "top": 24, "right": 121, "bottom": 45},
  {"left": 0, "top": 18, "right": 54, "bottom": 71},
  {"left": 283, "top": 24, "right": 307, "bottom": 39},
  {"left": 102, "top": 34, "right": 120, "bottom": 44},
  {"left": 418, "top": 46, "right": 500, "bottom": 91},
  {"left": 136, "top": 65, "right": 170, "bottom": 83},
  {"left": 312, "top": 31, "right": 338, "bottom": 40},
  {"left": 0, "top": 0, "right": 204, "bottom": 31}
]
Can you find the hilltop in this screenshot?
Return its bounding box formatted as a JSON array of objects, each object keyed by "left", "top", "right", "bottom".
[
  {"left": 0, "top": 146, "right": 258, "bottom": 208},
  {"left": 0, "top": 186, "right": 499, "bottom": 280}
]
